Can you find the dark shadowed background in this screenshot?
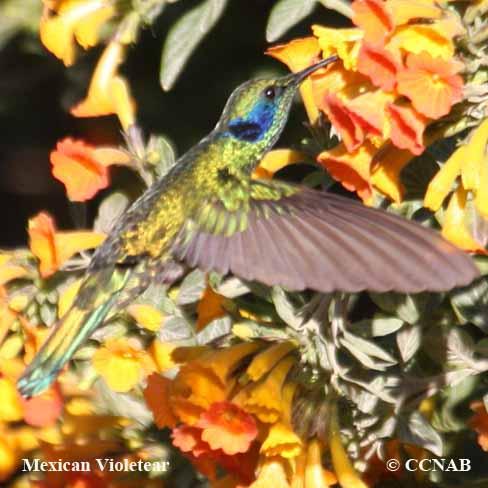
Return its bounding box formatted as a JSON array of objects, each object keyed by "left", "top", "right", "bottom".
[{"left": 0, "top": 0, "right": 346, "bottom": 247}]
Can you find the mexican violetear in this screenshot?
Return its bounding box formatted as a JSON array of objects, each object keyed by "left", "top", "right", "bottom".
[{"left": 17, "top": 55, "right": 479, "bottom": 397}]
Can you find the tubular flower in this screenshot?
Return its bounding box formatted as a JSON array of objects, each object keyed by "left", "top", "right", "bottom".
[
  {"left": 92, "top": 338, "right": 156, "bottom": 392},
  {"left": 196, "top": 402, "right": 258, "bottom": 455},
  {"left": 424, "top": 119, "right": 488, "bottom": 252},
  {"left": 318, "top": 142, "right": 377, "bottom": 203},
  {"left": 28, "top": 212, "right": 106, "bottom": 278},
  {"left": 40, "top": 0, "right": 116, "bottom": 66},
  {"left": 50, "top": 138, "right": 110, "bottom": 201},
  {"left": 71, "top": 41, "right": 136, "bottom": 130},
  {"left": 396, "top": 52, "right": 463, "bottom": 119},
  {"left": 272, "top": 0, "right": 469, "bottom": 206}
]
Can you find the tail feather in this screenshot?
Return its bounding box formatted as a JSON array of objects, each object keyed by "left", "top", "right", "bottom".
[{"left": 17, "top": 268, "right": 130, "bottom": 398}]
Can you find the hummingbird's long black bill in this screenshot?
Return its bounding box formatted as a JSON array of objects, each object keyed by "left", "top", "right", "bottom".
[{"left": 290, "top": 54, "right": 339, "bottom": 85}]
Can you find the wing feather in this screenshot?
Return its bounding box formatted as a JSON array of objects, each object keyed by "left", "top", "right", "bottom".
[{"left": 173, "top": 183, "right": 478, "bottom": 293}]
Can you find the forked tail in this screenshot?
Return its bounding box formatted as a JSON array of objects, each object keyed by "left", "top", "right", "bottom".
[{"left": 17, "top": 267, "right": 130, "bottom": 397}]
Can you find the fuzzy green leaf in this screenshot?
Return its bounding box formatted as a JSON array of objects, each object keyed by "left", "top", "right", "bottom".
[
  {"left": 397, "top": 411, "right": 443, "bottom": 457},
  {"left": 266, "top": 0, "right": 316, "bottom": 42},
  {"left": 177, "top": 269, "right": 206, "bottom": 305},
  {"left": 451, "top": 277, "right": 488, "bottom": 332},
  {"left": 160, "top": 0, "right": 228, "bottom": 90},
  {"left": 396, "top": 324, "right": 421, "bottom": 363}
]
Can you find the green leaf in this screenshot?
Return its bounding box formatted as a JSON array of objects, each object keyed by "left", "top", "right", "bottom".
[
  {"left": 349, "top": 315, "right": 404, "bottom": 337},
  {"left": 370, "top": 292, "right": 438, "bottom": 324},
  {"left": 94, "top": 192, "right": 130, "bottom": 234},
  {"left": 272, "top": 287, "right": 302, "bottom": 329},
  {"left": 446, "top": 328, "right": 475, "bottom": 369},
  {"left": 160, "top": 0, "right": 228, "bottom": 90},
  {"left": 266, "top": 0, "right": 316, "bottom": 42},
  {"left": 451, "top": 277, "right": 488, "bottom": 332},
  {"left": 177, "top": 269, "right": 206, "bottom": 305},
  {"left": 146, "top": 134, "right": 176, "bottom": 179},
  {"left": 396, "top": 324, "right": 421, "bottom": 363},
  {"left": 158, "top": 315, "right": 194, "bottom": 342},
  {"left": 197, "top": 316, "right": 232, "bottom": 344},
  {"left": 397, "top": 411, "right": 443, "bottom": 457}
]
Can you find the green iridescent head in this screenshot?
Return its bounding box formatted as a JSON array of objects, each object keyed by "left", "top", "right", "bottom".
[{"left": 216, "top": 55, "right": 338, "bottom": 146}]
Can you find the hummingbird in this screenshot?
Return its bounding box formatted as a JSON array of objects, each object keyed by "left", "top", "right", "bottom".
[{"left": 18, "top": 55, "right": 478, "bottom": 397}]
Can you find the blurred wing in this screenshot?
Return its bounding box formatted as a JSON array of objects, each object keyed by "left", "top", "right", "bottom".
[{"left": 172, "top": 180, "right": 478, "bottom": 293}]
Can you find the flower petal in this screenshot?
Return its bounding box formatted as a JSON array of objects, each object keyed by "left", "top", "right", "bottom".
[
  {"left": 386, "top": 103, "right": 426, "bottom": 155},
  {"left": 357, "top": 43, "right": 402, "bottom": 92},
  {"left": 424, "top": 146, "right": 464, "bottom": 211},
  {"left": 317, "top": 142, "right": 376, "bottom": 203},
  {"left": 50, "top": 138, "right": 110, "bottom": 201},
  {"left": 442, "top": 186, "right": 486, "bottom": 253},
  {"left": 352, "top": 0, "right": 394, "bottom": 45}
]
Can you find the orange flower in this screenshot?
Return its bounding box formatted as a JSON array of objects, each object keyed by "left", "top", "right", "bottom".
[
  {"left": 469, "top": 401, "right": 488, "bottom": 451},
  {"left": 386, "top": 103, "right": 427, "bottom": 155},
  {"left": 321, "top": 94, "right": 366, "bottom": 151},
  {"left": 197, "top": 285, "right": 227, "bottom": 331},
  {"left": 196, "top": 402, "right": 258, "bottom": 455},
  {"left": 28, "top": 212, "right": 106, "bottom": 278},
  {"left": 50, "top": 138, "right": 110, "bottom": 201},
  {"left": 143, "top": 373, "right": 178, "bottom": 429},
  {"left": 71, "top": 41, "right": 136, "bottom": 130},
  {"left": 396, "top": 52, "right": 463, "bottom": 119},
  {"left": 317, "top": 142, "right": 377, "bottom": 203},
  {"left": 172, "top": 425, "right": 212, "bottom": 457},
  {"left": 357, "top": 43, "right": 402, "bottom": 91},
  {"left": 352, "top": 0, "right": 394, "bottom": 46},
  {"left": 21, "top": 383, "right": 64, "bottom": 427}
]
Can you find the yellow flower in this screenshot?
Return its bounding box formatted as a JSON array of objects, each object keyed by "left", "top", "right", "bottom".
[
  {"left": 442, "top": 187, "right": 486, "bottom": 253},
  {"left": 312, "top": 25, "right": 363, "bottom": 71},
  {"left": 195, "top": 342, "right": 263, "bottom": 386},
  {"left": 127, "top": 303, "right": 165, "bottom": 331},
  {"left": 370, "top": 145, "right": 414, "bottom": 203},
  {"left": 329, "top": 403, "right": 368, "bottom": 488},
  {"left": 246, "top": 342, "right": 296, "bottom": 382},
  {"left": 0, "top": 256, "right": 28, "bottom": 287},
  {"left": 424, "top": 119, "right": 488, "bottom": 251},
  {"left": 0, "top": 437, "right": 18, "bottom": 483},
  {"left": 239, "top": 356, "right": 295, "bottom": 423},
  {"left": 40, "top": 0, "right": 116, "bottom": 66},
  {"left": 71, "top": 41, "right": 136, "bottom": 130},
  {"left": 0, "top": 377, "right": 23, "bottom": 422},
  {"left": 149, "top": 339, "right": 177, "bottom": 372},
  {"left": 261, "top": 422, "right": 302, "bottom": 459},
  {"left": 92, "top": 338, "right": 156, "bottom": 392},
  {"left": 387, "top": 22, "right": 456, "bottom": 60},
  {"left": 250, "top": 456, "right": 292, "bottom": 488},
  {"left": 253, "top": 150, "right": 306, "bottom": 180}
]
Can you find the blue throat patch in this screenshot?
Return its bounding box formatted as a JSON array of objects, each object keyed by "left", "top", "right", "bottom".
[{"left": 227, "top": 101, "right": 275, "bottom": 142}]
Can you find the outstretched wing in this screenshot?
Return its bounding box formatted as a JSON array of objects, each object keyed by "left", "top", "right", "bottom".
[{"left": 172, "top": 179, "right": 478, "bottom": 293}]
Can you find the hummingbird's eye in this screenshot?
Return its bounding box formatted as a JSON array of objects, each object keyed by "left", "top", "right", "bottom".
[{"left": 264, "top": 86, "right": 276, "bottom": 99}]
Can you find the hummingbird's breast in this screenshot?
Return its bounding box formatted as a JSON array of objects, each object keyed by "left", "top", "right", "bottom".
[{"left": 90, "top": 132, "right": 264, "bottom": 268}]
